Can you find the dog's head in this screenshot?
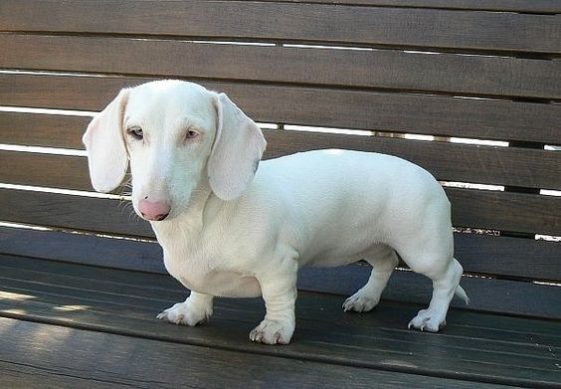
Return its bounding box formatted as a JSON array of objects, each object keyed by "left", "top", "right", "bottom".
[{"left": 83, "top": 80, "right": 266, "bottom": 221}]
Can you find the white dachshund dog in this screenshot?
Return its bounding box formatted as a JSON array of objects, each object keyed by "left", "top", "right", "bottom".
[{"left": 83, "top": 80, "right": 468, "bottom": 344}]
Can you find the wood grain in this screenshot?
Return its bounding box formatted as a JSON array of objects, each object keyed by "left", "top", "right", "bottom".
[
  {"left": 0, "top": 317, "right": 465, "bottom": 389},
  {"left": 250, "top": 0, "right": 561, "bottom": 13},
  {"left": 0, "top": 188, "right": 153, "bottom": 238},
  {"left": 2, "top": 1, "right": 560, "bottom": 54},
  {"left": 1, "top": 34, "right": 560, "bottom": 99},
  {"left": 1, "top": 185, "right": 561, "bottom": 239},
  {"left": 0, "top": 112, "right": 90, "bottom": 149},
  {"left": 2, "top": 130, "right": 560, "bottom": 191},
  {"left": 0, "top": 255, "right": 560, "bottom": 387},
  {"left": 2, "top": 76, "right": 560, "bottom": 145},
  {"left": 2, "top": 226, "right": 560, "bottom": 281}
]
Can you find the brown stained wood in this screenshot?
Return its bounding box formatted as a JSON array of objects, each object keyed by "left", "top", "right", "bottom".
[
  {"left": 448, "top": 188, "right": 561, "bottom": 235},
  {"left": 0, "top": 112, "right": 90, "bottom": 149},
  {"left": 454, "top": 233, "right": 561, "bottom": 281},
  {"left": 0, "top": 317, "right": 471, "bottom": 389},
  {"left": 0, "top": 227, "right": 164, "bottom": 274},
  {"left": 1, "top": 185, "right": 561, "bottom": 239},
  {"left": 1, "top": 34, "right": 560, "bottom": 99},
  {"left": 2, "top": 1, "right": 560, "bottom": 54},
  {"left": 0, "top": 318, "right": 513, "bottom": 389},
  {"left": 3, "top": 253, "right": 561, "bottom": 324},
  {"left": 2, "top": 130, "right": 561, "bottom": 191},
  {"left": 0, "top": 360, "right": 124, "bottom": 389},
  {"left": 2, "top": 226, "right": 560, "bottom": 281},
  {"left": 0, "top": 256, "right": 560, "bottom": 385},
  {"left": 0, "top": 188, "right": 153, "bottom": 238},
  {"left": 0, "top": 151, "right": 91, "bottom": 191},
  {"left": 2, "top": 77, "right": 561, "bottom": 145},
  {"left": 263, "top": 130, "right": 561, "bottom": 190},
  {"left": 251, "top": 0, "right": 561, "bottom": 13}
]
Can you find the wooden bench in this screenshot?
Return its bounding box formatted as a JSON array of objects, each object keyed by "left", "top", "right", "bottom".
[{"left": 1, "top": 0, "right": 560, "bottom": 387}]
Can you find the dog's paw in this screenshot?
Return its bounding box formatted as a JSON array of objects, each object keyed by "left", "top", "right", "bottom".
[
  {"left": 249, "top": 319, "right": 294, "bottom": 345},
  {"left": 342, "top": 293, "right": 378, "bottom": 313},
  {"left": 408, "top": 309, "right": 445, "bottom": 332},
  {"left": 157, "top": 301, "right": 212, "bottom": 327}
]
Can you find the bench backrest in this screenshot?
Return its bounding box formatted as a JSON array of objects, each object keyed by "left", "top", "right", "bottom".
[{"left": 1, "top": 0, "right": 560, "bottom": 318}]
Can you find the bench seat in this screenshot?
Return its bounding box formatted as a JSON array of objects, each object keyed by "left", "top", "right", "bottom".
[{"left": 1, "top": 252, "right": 560, "bottom": 388}]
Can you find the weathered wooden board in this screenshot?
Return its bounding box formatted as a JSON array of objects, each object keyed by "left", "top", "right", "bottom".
[
  {"left": 1, "top": 186, "right": 560, "bottom": 237},
  {"left": 0, "top": 255, "right": 559, "bottom": 386},
  {"left": 1, "top": 34, "right": 560, "bottom": 99},
  {"left": 2, "top": 130, "right": 560, "bottom": 191},
  {"left": 1, "top": 317, "right": 482, "bottom": 389},
  {"left": 2, "top": 75, "right": 560, "bottom": 145},
  {"left": 2, "top": 1, "right": 560, "bottom": 53}
]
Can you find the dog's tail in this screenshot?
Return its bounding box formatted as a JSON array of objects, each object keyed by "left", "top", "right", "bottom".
[{"left": 455, "top": 284, "right": 470, "bottom": 305}]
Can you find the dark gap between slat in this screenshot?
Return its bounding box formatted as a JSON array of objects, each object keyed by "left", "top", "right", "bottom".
[{"left": 2, "top": 30, "right": 559, "bottom": 60}]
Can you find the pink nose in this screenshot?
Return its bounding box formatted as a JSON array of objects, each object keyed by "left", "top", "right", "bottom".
[{"left": 138, "top": 200, "right": 171, "bottom": 221}]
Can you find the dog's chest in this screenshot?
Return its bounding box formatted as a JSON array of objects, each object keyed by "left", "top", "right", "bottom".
[{"left": 162, "top": 246, "right": 213, "bottom": 290}]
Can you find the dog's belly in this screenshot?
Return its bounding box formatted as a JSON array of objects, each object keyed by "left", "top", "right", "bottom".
[
  {"left": 305, "top": 250, "right": 366, "bottom": 268},
  {"left": 170, "top": 264, "right": 262, "bottom": 298},
  {"left": 195, "top": 271, "right": 262, "bottom": 298}
]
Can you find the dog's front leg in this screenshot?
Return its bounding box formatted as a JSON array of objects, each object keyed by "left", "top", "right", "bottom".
[
  {"left": 249, "top": 259, "right": 298, "bottom": 345},
  {"left": 157, "top": 291, "right": 214, "bottom": 326}
]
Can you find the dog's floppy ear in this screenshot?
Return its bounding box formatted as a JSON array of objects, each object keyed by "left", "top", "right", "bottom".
[
  {"left": 208, "top": 93, "right": 267, "bottom": 201},
  {"left": 82, "top": 89, "right": 130, "bottom": 193}
]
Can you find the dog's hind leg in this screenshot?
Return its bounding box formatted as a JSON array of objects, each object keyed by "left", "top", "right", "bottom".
[
  {"left": 406, "top": 255, "right": 465, "bottom": 332},
  {"left": 343, "top": 244, "right": 399, "bottom": 313}
]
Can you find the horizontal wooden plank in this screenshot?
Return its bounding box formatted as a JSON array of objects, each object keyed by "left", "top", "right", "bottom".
[
  {"left": 2, "top": 75, "right": 560, "bottom": 145},
  {"left": 454, "top": 233, "right": 561, "bottom": 281},
  {"left": 0, "top": 151, "right": 92, "bottom": 191},
  {"left": 252, "top": 0, "right": 561, "bottom": 13},
  {"left": 0, "top": 188, "right": 154, "bottom": 238},
  {"left": 1, "top": 34, "right": 560, "bottom": 99},
  {"left": 264, "top": 130, "right": 561, "bottom": 190},
  {"left": 0, "top": 255, "right": 560, "bottom": 387},
  {"left": 2, "top": 226, "right": 560, "bottom": 281},
  {"left": 0, "top": 226, "right": 162, "bottom": 273},
  {"left": 0, "top": 112, "right": 90, "bottom": 149},
  {"left": 2, "top": 1, "right": 560, "bottom": 54},
  {"left": 1, "top": 184, "right": 561, "bottom": 241},
  {"left": 2, "top": 130, "right": 561, "bottom": 191},
  {"left": 448, "top": 189, "right": 561, "bottom": 235},
  {"left": 2, "top": 253, "right": 561, "bottom": 321},
  {"left": 1, "top": 317, "right": 462, "bottom": 389}
]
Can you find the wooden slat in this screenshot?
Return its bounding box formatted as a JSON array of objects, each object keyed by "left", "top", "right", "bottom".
[
  {"left": 0, "top": 227, "right": 162, "bottom": 274},
  {"left": 0, "top": 255, "right": 560, "bottom": 387},
  {"left": 448, "top": 189, "right": 561, "bottom": 235},
  {"left": 1, "top": 34, "right": 560, "bottom": 99},
  {"left": 2, "top": 226, "right": 560, "bottom": 281},
  {"left": 253, "top": 0, "right": 561, "bottom": 13},
  {"left": 0, "top": 151, "right": 91, "bottom": 191},
  {"left": 0, "top": 112, "right": 89, "bottom": 149},
  {"left": 2, "top": 1, "right": 560, "bottom": 54},
  {"left": 2, "top": 131, "right": 561, "bottom": 191},
  {"left": 454, "top": 233, "right": 561, "bottom": 281},
  {"left": 1, "top": 317, "right": 459, "bottom": 389},
  {"left": 264, "top": 130, "right": 561, "bottom": 190},
  {"left": 2, "top": 77, "right": 561, "bottom": 145},
  {"left": 2, "top": 253, "right": 561, "bottom": 321},
  {"left": 1, "top": 186, "right": 561, "bottom": 241},
  {"left": 0, "top": 188, "right": 153, "bottom": 238}
]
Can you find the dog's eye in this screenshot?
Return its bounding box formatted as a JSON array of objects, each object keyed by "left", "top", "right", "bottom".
[
  {"left": 186, "top": 129, "right": 199, "bottom": 140},
  {"left": 127, "top": 127, "right": 143, "bottom": 140}
]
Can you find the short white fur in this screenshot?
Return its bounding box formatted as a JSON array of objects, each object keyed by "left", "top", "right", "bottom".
[{"left": 83, "top": 80, "right": 469, "bottom": 344}]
